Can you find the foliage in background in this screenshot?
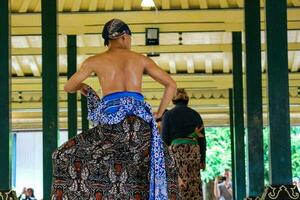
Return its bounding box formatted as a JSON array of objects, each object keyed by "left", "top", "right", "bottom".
[{"left": 201, "top": 127, "right": 300, "bottom": 183}]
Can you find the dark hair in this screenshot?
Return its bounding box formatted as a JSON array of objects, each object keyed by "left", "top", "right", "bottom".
[
  {"left": 102, "top": 19, "right": 132, "bottom": 46},
  {"left": 27, "top": 188, "right": 35, "bottom": 197},
  {"left": 172, "top": 88, "right": 189, "bottom": 105}
]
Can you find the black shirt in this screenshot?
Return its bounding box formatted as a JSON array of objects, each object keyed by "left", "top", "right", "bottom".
[{"left": 161, "top": 102, "right": 206, "bottom": 163}]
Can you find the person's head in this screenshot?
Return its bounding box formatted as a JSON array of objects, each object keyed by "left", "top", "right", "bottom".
[
  {"left": 223, "top": 169, "right": 232, "bottom": 181},
  {"left": 26, "top": 188, "right": 35, "bottom": 197},
  {"left": 172, "top": 88, "right": 189, "bottom": 105},
  {"left": 102, "top": 19, "right": 132, "bottom": 49}
]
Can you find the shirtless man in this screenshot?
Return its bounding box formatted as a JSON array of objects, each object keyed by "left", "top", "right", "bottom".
[
  {"left": 52, "top": 19, "right": 179, "bottom": 200},
  {"left": 64, "top": 19, "right": 176, "bottom": 119}
]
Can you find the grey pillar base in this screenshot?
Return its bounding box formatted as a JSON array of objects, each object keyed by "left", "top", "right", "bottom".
[
  {"left": 0, "top": 189, "right": 17, "bottom": 200},
  {"left": 261, "top": 185, "right": 300, "bottom": 200},
  {"left": 244, "top": 196, "right": 261, "bottom": 200}
]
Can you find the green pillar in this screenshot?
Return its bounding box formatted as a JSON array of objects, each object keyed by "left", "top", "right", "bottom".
[
  {"left": 244, "top": 0, "right": 264, "bottom": 197},
  {"left": 265, "top": 0, "right": 292, "bottom": 185},
  {"left": 81, "top": 94, "right": 89, "bottom": 131},
  {"left": 67, "top": 35, "right": 77, "bottom": 138},
  {"left": 42, "top": 0, "right": 58, "bottom": 199},
  {"left": 232, "top": 32, "right": 246, "bottom": 200},
  {"left": 0, "top": 0, "right": 11, "bottom": 190},
  {"left": 228, "top": 88, "right": 236, "bottom": 199}
]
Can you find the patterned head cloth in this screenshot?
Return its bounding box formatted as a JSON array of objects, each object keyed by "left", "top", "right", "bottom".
[
  {"left": 102, "top": 19, "right": 132, "bottom": 46},
  {"left": 172, "top": 88, "right": 189, "bottom": 104}
]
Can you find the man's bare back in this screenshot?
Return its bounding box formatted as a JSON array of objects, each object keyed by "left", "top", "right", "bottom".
[{"left": 85, "top": 49, "right": 145, "bottom": 96}]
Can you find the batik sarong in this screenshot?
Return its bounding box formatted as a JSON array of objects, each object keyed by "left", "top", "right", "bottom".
[
  {"left": 170, "top": 141, "right": 203, "bottom": 200},
  {"left": 51, "top": 89, "right": 179, "bottom": 200}
]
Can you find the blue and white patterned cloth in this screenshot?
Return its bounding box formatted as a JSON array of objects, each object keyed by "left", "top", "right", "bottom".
[{"left": 86, "top": 88, "right": 168, "bottom": 200}]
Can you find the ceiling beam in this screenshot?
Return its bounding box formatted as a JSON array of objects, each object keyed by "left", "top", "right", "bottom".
[
  {"left": 169, "top": 59, "right": 177, "bottom": 74},
  {"left": 71, "top": 0, "right": 82, "bottom": 12},
  {"left": 58, "top": 0, "right": 66, "bottom": 12},
  {"left": 11, "top": 73, "right": 300, "bottom": 92},
  {"left": 292, "top": 0, "right": 300, "bottom": 6},
  {"left": 199, "top": 0, "right": 208, "bottom": 9},
  {"left": 236, "top": 0, "right": 244, "bottom": 8},
  {"left": 180, "top": 0, "right": 189, "bottom": 9},
  {"left": 12, "top": 57, "right": 25, "bottom": 76},
  {"left": 11, "top": 21, "right": 300, "bottom": 35},
  {"left": 19, "top": 0, "right": 32, "bottom": 13},
  {"left": 14, "top": 9, "right": 300, "bottom": 27},
  {"left": 104, "top": 0, "right": 114, "bottom": 11},
  {"left": 186, "top": 58, "right": 195, "bottom": 73},
  {"left": 33, "top": 0, "right": 40, "bottom": 12},
  {"left": 220, "top": 0, "right": 229, "bottom": 8},
  {"left": 291, "top": 51, "right": 300, "bottom": 72},
  {"left": 161, "top": 0, "right": 171, "bottom": 9},
  {"left": 124, "top": 0, "right": 132, "bottom": 11},
  {"left": 30, "top": 57, "right": 41, "bottom": 76},
  {"left": 11, "top": 43, "right": 300, "bottom": 56},
  {"left": 223, "top": 52, "right": 231, "bottom": 73},
  {"left": 88, "top": 0, "right": 98, "bottom": 11},
  {"left": 204, "top": 57, "right": 213, "bottom": 73}
]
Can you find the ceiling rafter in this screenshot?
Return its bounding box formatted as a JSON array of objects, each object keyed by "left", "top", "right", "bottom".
[
  {"left": 124, "top": 0, "right": 132, "bottom": 11},
  {"left": 11, "top": 43, "right": 300, "bottom": 56},
  {"left": 180, "top": 0, "right": 189, "bottom": 9},
  {"left": 88, "top": 0, "right": 98, "bottom": 11},
  {"left": 169, "top": 59, "right": 177, "bottom": 74},
  {"left": 59, "top": 0, "right": 66, "bottom": 12},
  {"left": 12, "top": 57, "right": 25, "bottom": 77},
  {"left": 161, "top": 0, "right": 171, "bottom": 9},
  {"left": 199, "top": 0, "right": 208, "bottom": 9},
  {"left": 105, "top": 0, "right": 114, "bottom": 11},
  {"left": 186, "top": 58, "right": 195, "bottom": 73},
  {"left": 236, "top": 0, "right": 244, "bottom": 8},
  {"left": 25, "top": 37, "right": 41, "bottom": 76},
  {"left": 292, "top": 0, "right": 300, "bottom": 6},
  {"left": 220, "top": 0, "right": 229, "bottom": 8},
  {"left": 71, "top": 0, "right": 82, "bottom": 12},
  {"left": 291, "top": 52, "right": 300, "bottom": 72},
  {"left": 19, "top": 0, "right": 32, "bottom": 13},
  {"left": 223, "top": 52, "right": 231, "bottom": 73},
  {"left": 33, "top": 0, "right": 40, "bottom": 12},
  {"left": 205, "top": 57, "right": 213, "bottom": 74},
  {"left": 261, "top": 52, "right": 266, "bottom": 72}
]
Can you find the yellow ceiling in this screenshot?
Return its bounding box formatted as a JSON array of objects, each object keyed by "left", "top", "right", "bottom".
[{"left": 7, "top": 0, "right": 300, "bottom": 129}]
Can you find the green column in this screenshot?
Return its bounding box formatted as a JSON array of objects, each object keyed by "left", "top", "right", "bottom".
[
  {"left": 0, "top": 0, "right": 11, "bottom": 190},
  {"left": 244, "top": 0, "right": 264, "bottom": 197},
  {"left": 232, "top": 32, "right": 246, "bottom": 200},
  {"left": 265, "top": 0, "right": 292, "bottom": 185},
  {"left": 228, "top": 88, "right": 236, "bottom": 199},
  {"left": 81, "top": 94, "right": 89, "bottom": 131},
  {"left": 67, "top": 35, "right": 77, "bottom": 138},
  {"left": 42, "top": 0, "right": 58, "bottom": 199}
]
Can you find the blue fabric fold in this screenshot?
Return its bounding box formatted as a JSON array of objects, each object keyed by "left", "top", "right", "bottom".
[{"left": 86, "top": 88, "right": 168, "bottom": 200}]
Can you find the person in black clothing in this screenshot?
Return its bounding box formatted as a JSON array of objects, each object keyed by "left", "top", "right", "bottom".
[{"left": 162, "top": 88, "right": 206, "bottom": 200}]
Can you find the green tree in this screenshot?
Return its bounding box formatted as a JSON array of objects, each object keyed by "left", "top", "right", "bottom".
[{"left": 201, "top": 126, "right": 300, "bottom": 183}]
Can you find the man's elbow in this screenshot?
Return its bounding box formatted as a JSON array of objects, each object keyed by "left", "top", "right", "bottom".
[
  {"left": 168, "top": 80, "right": 177, "bottom": 92},
  {"left": 64, "top": 84, "right": 74, "bottom": 93}
]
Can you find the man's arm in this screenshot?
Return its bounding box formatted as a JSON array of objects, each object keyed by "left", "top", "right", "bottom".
[
  {"left": 144, "top": 57, "right": 176, "bottom": 119},
  {"left": 214, "top": 178, "right": 221, "bottom": 199},
  {"left": 64, "top": 58, "right": 94, "bottom": 93}
]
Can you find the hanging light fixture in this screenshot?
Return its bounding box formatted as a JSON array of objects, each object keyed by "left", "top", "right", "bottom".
[{"left": 141, "top": 0, "right": 155, "bottom": 8}]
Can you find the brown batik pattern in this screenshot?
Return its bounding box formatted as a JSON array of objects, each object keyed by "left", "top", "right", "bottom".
[
  {"left": 51, "top": 116, "right": 179, "bottom": 200},
  {"left": 170, "top": 144, "right": 203, "bottom": 200}
]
